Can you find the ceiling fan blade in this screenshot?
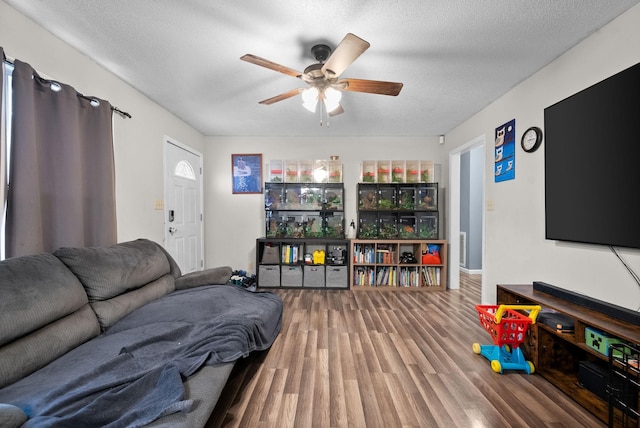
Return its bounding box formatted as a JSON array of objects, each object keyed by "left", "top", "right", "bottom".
[
  {"left": 258, "top": 87, "right": 304, "bottom": 105},
  {"left": 240, "top": 54, "right": 303, "bottom": 78},
  {"left": 328, "top": 104, "right": 344, "bottom": 117},
  {"left": 321, "top": 33, "right": 370, "bottom": 78},
  {"left": 338, "top": 78, "right": 403, "bottom": 96}
]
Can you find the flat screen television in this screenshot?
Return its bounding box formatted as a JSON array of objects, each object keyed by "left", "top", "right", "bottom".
[{"left": 544, "top": 62, "right": 640, "bottom": 249}]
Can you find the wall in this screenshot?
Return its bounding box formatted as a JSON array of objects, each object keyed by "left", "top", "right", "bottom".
[
  {"left": 446, "top": 4, "right": 640, "bottom": 310},
  {"left": 0, "top": 2, "right": 205, "bottom": 245},
  {"left": 203, "top": 137, "right": 447, "bottom": 273}
]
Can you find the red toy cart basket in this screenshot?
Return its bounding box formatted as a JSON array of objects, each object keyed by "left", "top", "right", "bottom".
[{"left": 472, "top": 304, "right": 541, "bottom": 374}]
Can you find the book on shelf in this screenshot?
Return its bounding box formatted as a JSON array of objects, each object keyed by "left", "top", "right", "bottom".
[
  {"left": 353, "top": 244, "right": 375, "bottom": 264},
  {"left": 281, "top": 244, "right": 300, "bottom": 264},
  {"left": 354, "top": 266, "right": 375, "bottom": 286},
  {"left": 376, "top": 248, "right": 395, "bottom": 264},
  {"left": 399, "top": 267, "right": 419, "bottom": 287},
  {"left": 421, "top": 266, "right": 441, "bottom": 286},
  {"left": 375, "top": 267, "right": 397, "bottom": 286},
  {"left": 376, "top": 244, "right": 397, "bottom": 264}
]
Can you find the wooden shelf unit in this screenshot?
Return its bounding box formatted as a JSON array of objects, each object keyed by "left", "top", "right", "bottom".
[
  {"left": 350, "top": 239, "right": 447, "bottom": 290},
  {"left": 497, "top": 284, "right": 640, "bottom": 425}
]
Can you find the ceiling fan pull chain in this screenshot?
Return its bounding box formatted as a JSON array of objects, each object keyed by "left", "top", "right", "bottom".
[{"left": 323, "top": 100, "right": 332, "bottom": 127}]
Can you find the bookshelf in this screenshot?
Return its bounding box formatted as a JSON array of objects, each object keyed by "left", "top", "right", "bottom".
[
  {"left": 350, "top": 239, "right": 447, "bottom": 290},
  {"left": 256, "top": 238, "right": 350, "bottom": 289}
]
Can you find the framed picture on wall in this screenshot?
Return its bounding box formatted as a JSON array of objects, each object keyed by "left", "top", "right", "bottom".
[{"left": 231, "top": 153, "right": 262, "bottom": 194}]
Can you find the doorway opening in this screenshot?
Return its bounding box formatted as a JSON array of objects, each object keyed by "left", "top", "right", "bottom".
[{"left": 448, "top": 135, "right": 486, "bottom": 294}]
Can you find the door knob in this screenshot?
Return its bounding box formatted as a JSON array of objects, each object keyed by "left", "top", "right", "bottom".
[{"left": 169, "top": 227, "right": 177, "bottom": 234}]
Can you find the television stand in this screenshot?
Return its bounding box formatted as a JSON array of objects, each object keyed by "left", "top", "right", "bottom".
[{"left": 497, "top": 284, "right": 640, "bottom": 425}]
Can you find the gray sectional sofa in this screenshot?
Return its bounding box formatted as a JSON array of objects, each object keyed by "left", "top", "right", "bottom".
[{"left": 0, "top": 238, "right": 283, "bottom": 427}]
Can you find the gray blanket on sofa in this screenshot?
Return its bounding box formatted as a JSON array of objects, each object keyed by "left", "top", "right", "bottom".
[{"left": 0, "top": 285, "right": 282, "bottom": 427}]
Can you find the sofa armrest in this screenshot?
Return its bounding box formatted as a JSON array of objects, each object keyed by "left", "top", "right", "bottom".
[
  {"left": 175, "top": 266, "right": 233, "bottom": 290},
  {"left": 0, "top": 404, "right": 28, "bottom": 428}
]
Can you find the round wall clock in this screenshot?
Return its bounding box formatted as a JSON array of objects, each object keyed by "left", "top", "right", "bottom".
[{"left": 521, "top": 126, "right": 543, "bottom": 153}]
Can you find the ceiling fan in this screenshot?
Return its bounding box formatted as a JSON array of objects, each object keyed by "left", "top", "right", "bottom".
[{"left": 240, "top": 33, "right": 403, "bottom": 118}]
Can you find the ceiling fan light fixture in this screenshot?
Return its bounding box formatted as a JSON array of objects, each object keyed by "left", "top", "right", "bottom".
[
  {"left": 323, "top": 87, "right": 342, "bottom": 113},
  {"left": 242, "top": 33, "right": 403, "bottom": 122},
  {"left": 301, "top": 87, "right": 319, "bottom": 112}
]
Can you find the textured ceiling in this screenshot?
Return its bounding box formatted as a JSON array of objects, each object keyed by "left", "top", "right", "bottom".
[{"left": 4, "top": 0, "right": 639, "bottom": 137}]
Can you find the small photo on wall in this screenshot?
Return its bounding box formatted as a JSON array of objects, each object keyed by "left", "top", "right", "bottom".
[{"left": 232, "top": 154, "right": 262, "bottom": 194}]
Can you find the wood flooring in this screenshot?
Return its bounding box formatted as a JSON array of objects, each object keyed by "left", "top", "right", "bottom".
[{"left": 208, "top": 273, "right": 605, "bottom": 427}]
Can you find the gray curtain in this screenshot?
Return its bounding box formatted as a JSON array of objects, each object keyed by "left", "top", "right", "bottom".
[
  {"left": 5, "top": 59, "right": 116, "bottom": 257},
  {"left": 1, "top": 48, "right": 5, "bottom": 234}
]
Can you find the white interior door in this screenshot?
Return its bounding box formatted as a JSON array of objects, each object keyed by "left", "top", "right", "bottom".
[{"left": 164, "top": 139, "right": 203, "bottom": 273}]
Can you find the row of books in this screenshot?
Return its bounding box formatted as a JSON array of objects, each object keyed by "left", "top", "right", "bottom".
[
  {"left": 353, "top": 267, "right": 375, "bottom": 286},
  {"left": 375, "top": 267, "right": 396, "bottom": 286},
  {"left": 421, "top": 266, "right": 441, "bottom": 287},
  {"left": 352, "top": 244, "right": 376, "bottom": 264},
  {"left": 398, "top": 267, "right": 420, "bottom": 287},
  {"left": 281, "top": 244, "right": 301, "bottom": 264},
  {"left": 352, "top": 267, "right": 397, "bottom": 286},
  {"left": 352, "top": 266, "right": 435, "bottom": 287},
  {"left": 352, "top": 244, "right": 401, "bottom": 264},
  {"left": 376, "top": 249, "right": 396, "bottom": 264}
]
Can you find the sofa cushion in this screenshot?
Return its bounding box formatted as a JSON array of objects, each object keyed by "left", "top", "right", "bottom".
[
  {"left": 0, "top": 253, "right": 91, "bottom": 347},
  {"left": 175, "top": 266, "right": 233, "bottom": 290},
  {"left": 157, "top": 244, "right": 182, "bottom": 279},
  {"left": 54, "top": 239, "right": 172, "bottom": 302},
  {"left": 54, "top": 239, "right": 177, "bottom": 330},
  {"left": 0, "top": 305, "right": 100, "bottom": 388},
  {"left": 0, "top": 253, "right": 100, "bottom": 388},
  {"left": 90, "top": 274, "right": 175, "bottom": 330},
  {"left": 0, "top": 403, "right": 28, "bottom": 428}
]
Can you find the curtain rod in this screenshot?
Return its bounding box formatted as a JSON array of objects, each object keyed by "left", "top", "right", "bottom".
[
  {"left": 111, "top": 106, "right": 132, "bottom": 119},
  {"left": 3, "top": 58, "right": 131, "bottom": 119}
]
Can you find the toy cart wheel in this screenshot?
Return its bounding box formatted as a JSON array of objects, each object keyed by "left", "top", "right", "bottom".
[
  {"left": 526, "top": 361, "right": 535, "bottom": 374},
  {"left": 472, "top": 343, "right": 481, "bottom": 354},
  {"left": 491, "top": 360, "right": 502, "bottom": 373}
]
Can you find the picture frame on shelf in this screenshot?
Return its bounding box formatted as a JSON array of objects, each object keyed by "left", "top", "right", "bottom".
[{"left": 232, "top": 153, "right": 262, "bottom": 194}]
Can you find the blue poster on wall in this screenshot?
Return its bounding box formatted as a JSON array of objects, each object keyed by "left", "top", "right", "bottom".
[{"left": 494, "top": 119, "right": 515, "bottom": 182}]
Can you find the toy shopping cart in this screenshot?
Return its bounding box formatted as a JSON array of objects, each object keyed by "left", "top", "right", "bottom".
[{"left": 472, "top": 304, "right": 541, "bottom": 374}]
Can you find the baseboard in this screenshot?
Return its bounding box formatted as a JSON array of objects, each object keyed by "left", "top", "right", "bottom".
[{"left": 460, "top": 267, "right": 482, "bottom": 275}]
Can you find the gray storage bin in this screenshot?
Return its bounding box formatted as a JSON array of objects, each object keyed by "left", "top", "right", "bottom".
[
  {"left": 281, "top": 265, "right": 302, "bottom": 287},
  {"left": 326, "top": 265, "right": 348, "bottom": 289},
  {"left": 258, "top": 265, "right": 280, "bottom": 288},
  {"left": 303, "top": 265, "right": 325, "bottom": 287}
]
